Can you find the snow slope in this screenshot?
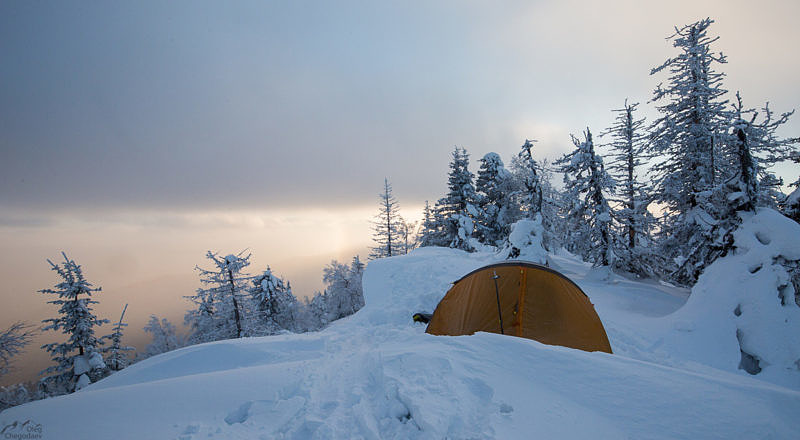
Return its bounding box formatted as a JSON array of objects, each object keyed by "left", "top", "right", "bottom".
[{"left": 3, "top": 247, "right": 800, "bottom": 439}]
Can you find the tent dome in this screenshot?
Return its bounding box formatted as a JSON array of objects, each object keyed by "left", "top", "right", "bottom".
[{"left": 426, "top": 262, "right": 612, "bottom": 353}]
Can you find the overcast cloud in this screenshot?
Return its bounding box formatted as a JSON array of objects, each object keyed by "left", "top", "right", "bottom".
[{"left": 2, "top": 0, "right": 798, "bottom": 213}]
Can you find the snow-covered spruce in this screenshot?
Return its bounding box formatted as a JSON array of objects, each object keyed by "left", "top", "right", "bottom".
[
  {"left": 421, "top": 146, "right": 481, "bottom": 252},
  {"left": 510, "top": 144, "right": 560, "bottom": 251},
  {"left": 647, "top": 18, "right": 732, "bottom": 285},
  {"left": 38, "top": 252, "right": 109, "bottom": 393},
  {"left": 248, "top": 267, "right": 298, "bottom": 334},
  {"left": 101, "top": 304, "right": 134, "bottom": 371},
  {"left": 475, "top": 152, "right": 517, "bottom": 247},
  {"left": 555, "top": 128, "right": 615, "bottom": 267},
  {"left": 514, "top": 139, "right": 544, "bottom": 218}
]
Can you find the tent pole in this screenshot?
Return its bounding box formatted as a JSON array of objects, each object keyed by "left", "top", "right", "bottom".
[{"left": 493, "top": 270, "right": 504, "bottom": 334}]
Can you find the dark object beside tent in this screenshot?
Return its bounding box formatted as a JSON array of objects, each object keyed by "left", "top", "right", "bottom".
[{"left": 425, "top": 262, "right": 613, "bottom": 354}]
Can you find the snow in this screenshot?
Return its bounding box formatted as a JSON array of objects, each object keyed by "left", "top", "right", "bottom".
[
  {"left": 72, "top": 355, "right": 90, "bottom": 376},
  {"left": 3, "top": 241, "right": 800, "bottom": 438},
  {"left": 649, "top": 209, "right": 800, "bottom": 387},
  {"left": 74, "top": 374, "right": 90, "bottom": 391},
  {"left": 87, "top": 351, "right": 106, "bottom": 371},
  {"left": 72, "top": 352, "right": 106, "bottom": 377},
  {"left": 787, "top": 187, "right": 800, "bottom": 206},
  {"left": 499, "top": 217, "right": 548, "bottom": 264}
]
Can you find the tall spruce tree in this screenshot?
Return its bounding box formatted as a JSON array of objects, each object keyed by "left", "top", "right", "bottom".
[
  {"left": 370, "top": 178, "right": 403, "bottom": 259},
  {"left": 556, "top": 129, "right": 615, "bottom": 266},
  {"left": 648, "top": 18, "right": 732, "bottom": 284},
  {"left": 475, "top": 152, "right": 516, "bottom": 246},
  {"left": 516, "top": 139, "right": 544, "bottom": 218},
  {"left": 435, "top": 146, "right": 480, "bottom": 251},
  {"left": 39, "top": 253, "right": 109, "bottom": 392}
]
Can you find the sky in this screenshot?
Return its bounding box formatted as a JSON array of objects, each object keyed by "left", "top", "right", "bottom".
[{"left": 1, "top": 0, "right": 799, "bottom": 385}]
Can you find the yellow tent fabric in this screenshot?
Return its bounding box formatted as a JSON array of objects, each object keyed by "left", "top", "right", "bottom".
[{"left": 425, "top": 262, "right": 613, "bottom": 353}]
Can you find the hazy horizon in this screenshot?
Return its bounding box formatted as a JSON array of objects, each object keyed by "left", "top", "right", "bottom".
[{"left": 0, "top": 205, "right": 391, "bottom": 386}]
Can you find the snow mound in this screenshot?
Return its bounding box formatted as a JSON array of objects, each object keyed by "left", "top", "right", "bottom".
[
  {"left": 498, "top": 216, "right": 549, "bottom": 264},
  {"left": 658, "top": 209, "right": 800, "bottom": 388},
  {"left": 355, "top": 246, "right": 498, "bottom": 327}
]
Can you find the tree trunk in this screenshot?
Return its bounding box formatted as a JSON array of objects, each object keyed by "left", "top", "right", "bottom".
[{"left": 228, "top": 268, "right": 243, "bottom": 338}]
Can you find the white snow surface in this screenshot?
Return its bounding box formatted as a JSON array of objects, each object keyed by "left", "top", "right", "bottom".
[
  {"left": 4, "top": 246, "right": 800, "bottom": 439},
  {"left": 499, "top": 217, "right": 549, "bottom": 264},
  {"left": 654, "top": 208, "right": 800, "bottom": 387}
]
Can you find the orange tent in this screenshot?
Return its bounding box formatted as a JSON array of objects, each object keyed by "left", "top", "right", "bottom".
[{"left": 426, "top": 262, "right": 613, "bottom": 353}]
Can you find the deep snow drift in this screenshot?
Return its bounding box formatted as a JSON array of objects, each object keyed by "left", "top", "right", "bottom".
[{"left": 3, "top": 231, "right": 800, "bottom": 439}]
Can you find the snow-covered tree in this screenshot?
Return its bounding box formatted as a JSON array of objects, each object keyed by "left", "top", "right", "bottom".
[
  {"left": 649, "top": 18, "right": 729, "bottom": 203},
  {"left": 667, "top": 93, "right": 785, "bottom": 285},
  {"left": 38, "top": 253, "right": 109, "bottom": 392},
  {"left": 419, "top": 200, "right": 450, "bottom": 248},
  {"left": 601, "top": 101, "right": 649, "bottom": 248},
  {"left": 102, "top": 304, "right": 134, "bottom": 372},
  {"left": 510, "top": 140, "right": 562, "bottom": 250},
  {"left": 601, "top": 100, "right": 659, "bottom": 276},
  {"left": 729, "top": 93, "right": 799, "bottom": 208},
  {"left": 185, "top": 251, "right": 252, "bottom": 343},
  {"left": 0, "top": 382, "right": 40, "bottom": 411},
  {"left": 475, "top": 152, "right": 517, "bottom": 246},
  {"left": 321, "top": 257, "right": 365, "bottom": 322},
  {"left": 556, "top": 129, "right": 615, "bottom": 266},
  {"left": 418, "top": 201, "right": 436, "bottom": 246},
  {"left": 428, "top": 146, "right": 480, "bottom": 251},
  {"left": 142, "top": 316, "right": 185, "bottom": 358},
  {"left": 725, "top": 94, "right": 762, "bottom": 214},
  {"left": 0, "top": 322, "right": 34, "bottom": 378},
  {"left": 301, "top": 292, "right": 329, "bottom": 332},
  {"left": 397, "top": 216, "right": 418, "bottom": 255},
  {"left": 648, "top": 18, "right": 731, "bottom": 284},
  {"left": 370, "top": 178, "right": 403, "bottom": 259},
  {"left": 784, "top": 187, "right": 800, "bottom": 224},
  {"left": 249, "top": 267, "right": 297, "bottom": 334},
  {"left": 515, "top": 139, "right": 544, "bottom": 218}
]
